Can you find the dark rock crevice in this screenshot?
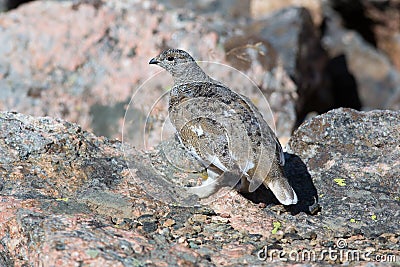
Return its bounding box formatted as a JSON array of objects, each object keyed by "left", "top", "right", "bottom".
[
  {"left": 4, "top": 0, "right": 34, "bottom": 11},
  {"left": 325, "top": 55, "right": 362, "bottom": 111},
  {"left": 329, "top": 0, "right": 378, "bottom": 47}
]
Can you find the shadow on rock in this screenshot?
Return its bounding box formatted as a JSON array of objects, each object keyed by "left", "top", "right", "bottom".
[{"left": 241, "top": 152, "right": 319, "bottom": 215}]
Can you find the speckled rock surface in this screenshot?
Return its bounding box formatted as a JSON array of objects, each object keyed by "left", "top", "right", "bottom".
[
  {"left": 0, "top": 110, "right": 399, "bottom": 266},
  {"left": 0, "top": 0, "right": 252, "bottom": 140},
  {"left": 288, "top": 108, "right": 399, "bottom": 240},
  {"left": 1, "top": 0, "right": 400, "bottom": 145},
  {"left": 0, "top": 0, "right": 326, "bottom": 145}
]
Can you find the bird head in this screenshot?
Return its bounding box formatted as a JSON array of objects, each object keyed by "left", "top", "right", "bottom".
[
  {"left": 149, "top": 49, "right": 197, "bottom": 76},
  {"left": 149, "top": 49, "right": 212, "bottom": 85}
]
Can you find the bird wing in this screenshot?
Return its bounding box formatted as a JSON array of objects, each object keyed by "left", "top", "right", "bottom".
[
  {"left": 238, "top": 94, "right": 285, "bottom": 166},
  {"left": 169, "top": 81, "right": 284, "bottom": 185},
  {"left": 178, "top": 117, "right": 231, "bottom": 174},
  {"left": 173, "top": 116, "right": 240, "bottom": 199}
]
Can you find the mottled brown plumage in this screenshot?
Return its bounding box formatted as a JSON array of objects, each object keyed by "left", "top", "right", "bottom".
[{"left": 150, "top": 49, "right": 297, "bottom": 205}]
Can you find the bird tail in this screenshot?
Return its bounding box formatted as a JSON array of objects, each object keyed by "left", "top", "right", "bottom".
[
  {"left": 266, "top": 178, "right": 298, "bottom": 205},
  {"left": 186, "top": 178, "right": 219, "bottom": 198},
  {"left": 186, "top": 169, "right": 240, "bottom": 198}
]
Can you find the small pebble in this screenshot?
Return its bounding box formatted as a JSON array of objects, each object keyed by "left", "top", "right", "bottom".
[
  {"left": 193, "top": 225, "right": 202, "bottom": 232},
  {"left": 192, "top": 214, "right": 207, "bottom": 223},
  {"left": 211, "top": 216, "right": 229, "bottom": 223},
  {"left": 220, "top": 213, "right": 231, "bottom": 218},
  {"left": 163, "top": 218, "right": 175, "bottom": 227}
]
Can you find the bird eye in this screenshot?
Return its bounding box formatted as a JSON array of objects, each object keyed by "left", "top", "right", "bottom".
[{"left": 167, "top": 56, "right": 174, "bottom": 61}]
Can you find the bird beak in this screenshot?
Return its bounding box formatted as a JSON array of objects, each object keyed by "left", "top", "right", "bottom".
[{"left": 149, "top": 58, "right": 159, "bottom": 65}]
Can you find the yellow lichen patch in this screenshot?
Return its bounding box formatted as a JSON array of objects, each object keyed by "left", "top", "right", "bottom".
[
  {"left": 350, "top": 218, "right": 356, "bottom": 223},
  {"left": 333, "top": 178, "right": 346, "bottom": 186},
  {"left": 371, "top": 215, "right": 377, "bottom": 220},
  {"left": 271, "top": 221, "right": 281, "bottom": 234},
  {"left": 85, "top": 249, "right": 100, "bottom": 258}
]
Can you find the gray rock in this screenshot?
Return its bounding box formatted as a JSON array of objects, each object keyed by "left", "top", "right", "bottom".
[
  {"left": 1, "top": 109, "right": 399, "bottom": 266},
  {"left": 322, "top": 4, "right": 400, "bottom": 110},
  {"left": 327, "top": 0, "right": 400, "bottom": 73},
  {"left": 0, "top": 0, "right": 6, "bottom": 12},
  {"left": 288, "top": 108, "right": 400, "bottom": 236},
  {"left": 157, "top": 0, "right": 251, "bottom": 21},
  {"left": 0, "top": 1, "right": 331, "bottom": 144}
]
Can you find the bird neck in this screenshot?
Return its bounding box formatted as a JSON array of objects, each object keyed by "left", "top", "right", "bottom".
[{"left": 172, "top": 63, "right": 212, "bottom": 86}]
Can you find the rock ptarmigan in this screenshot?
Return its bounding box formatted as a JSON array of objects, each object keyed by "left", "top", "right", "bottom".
[{"left": 149, "top": 49, "right": 297, "bottom": 205}]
